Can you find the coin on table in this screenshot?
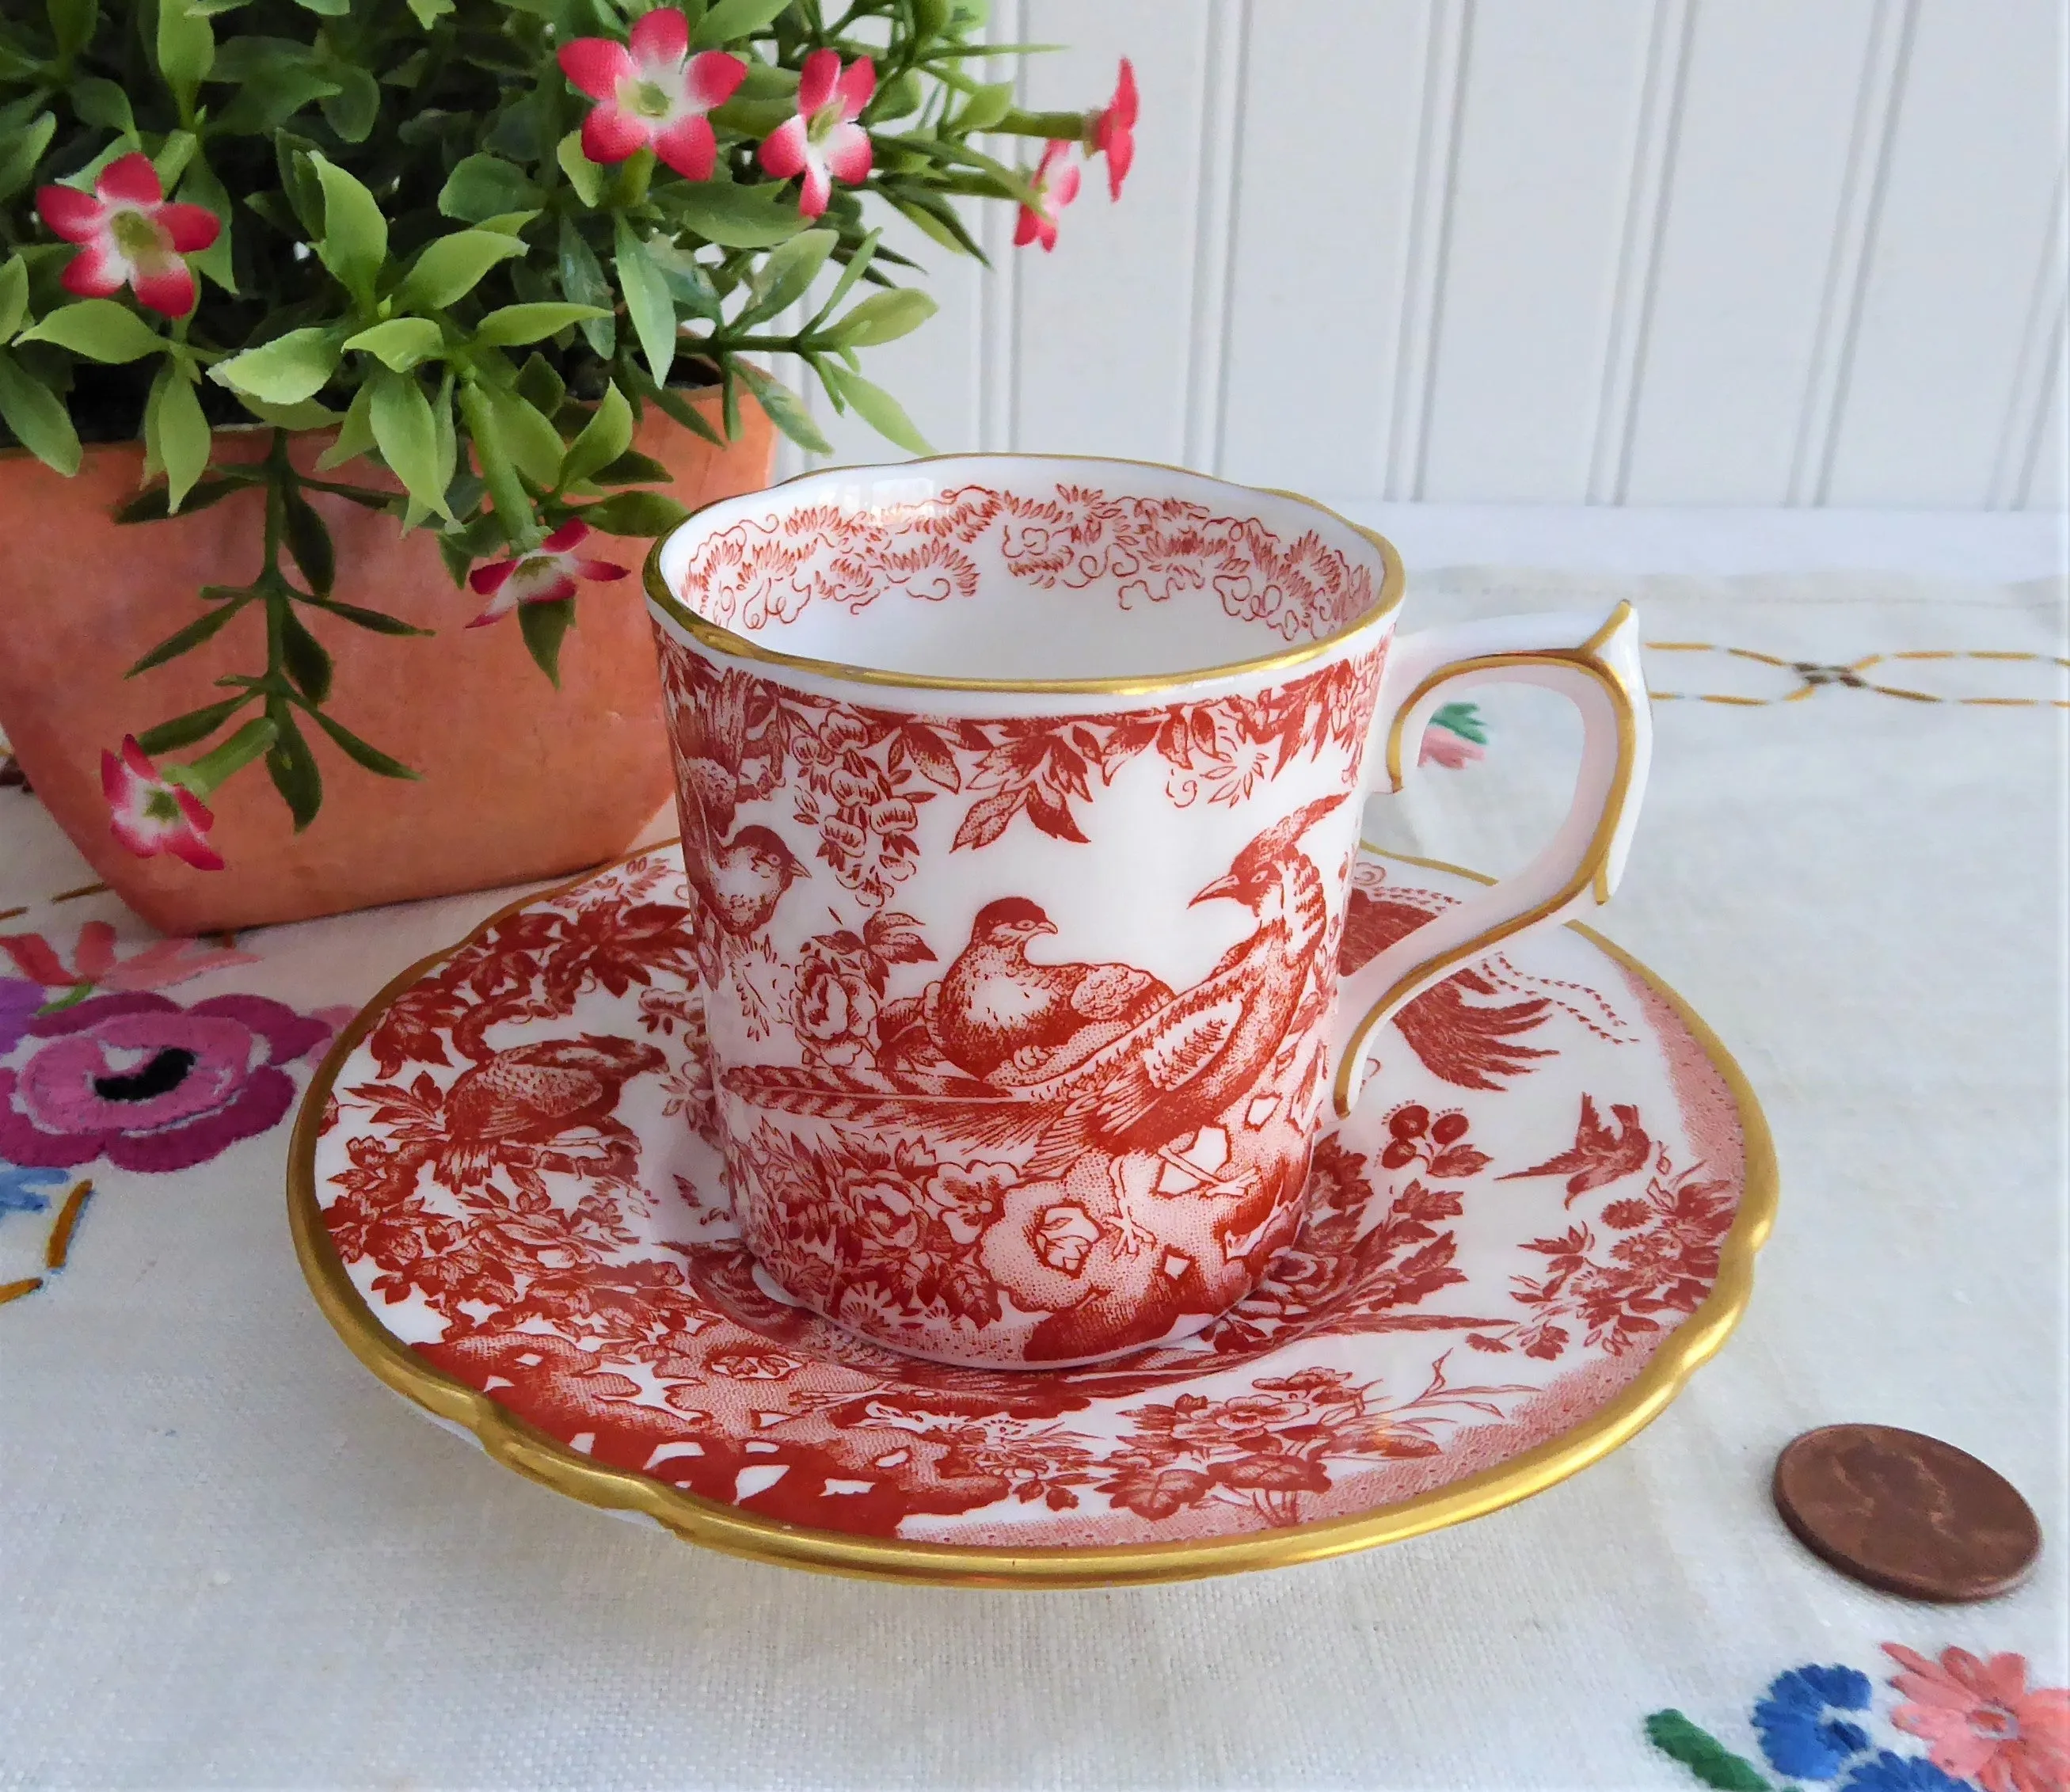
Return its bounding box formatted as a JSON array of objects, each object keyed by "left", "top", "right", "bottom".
[{"left": 1772, "top": 1424, "right": 2041, "bottom": 1603}]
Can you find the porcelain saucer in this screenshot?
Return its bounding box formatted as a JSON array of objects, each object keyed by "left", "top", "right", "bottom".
[{"left": 289, "top": 843, "right": 1775, "bottom": 1587}]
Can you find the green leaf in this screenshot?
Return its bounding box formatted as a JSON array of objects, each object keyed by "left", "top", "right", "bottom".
[
  {"left": 151, "top": 365, "right": 212, "bottom": 512},
  {"left": 307, "top": 708, "right": 420, "bottom": 778},
  {"left": 482, "top": 382, "right": 564, "bottom": 488},
  {"left": 667, "top": 181, "right": 809, "bottom": 249},
  {"left": 0, "top": 348, "right": 84, "bottom": 474},
  {"left": 817, "top": 361, "right": 930, "bottom": 454},
  {"left": 265, "top": 703, "right": 323, "bottom": 830},
  {"left": 474, "top": 210, "right": 541, "bottom": 238},
  {"left": 344, "top": 316, "right": 444, "bottom": 371},
  {"left": 405, "top": 0, "right": 455, "bottom": 25},
  {"left": 1641, "top": 1713, "right": 1772, "bottom": 1792},
  {"left": 638, "top": 373, "right": 726, "bottom": 447},
  {"left": 517, "top": 595, "right": 575, "bottom": 687},
  {"left": 0, "top": 258, "right": 27, "bottom": 344},
  {"left": 457, "top": 380, "right": 531, "bottom": 537},
  {"left": 317, "top": 381, "right": 377, "bottom": 470},
  {"left": 319, "top": 65, "right": 381, "bottom": 143},
  {"left": 18, "top": 300, "right": 166, "bottom": 363},
  {"left": 642, "top": 237, "right": 721, "bottom": 320},
  {"left": 48, "top": 0, "right": 98, "bottom": 57},
  {"left": 733, "top": 360, "right": 829, "bottom": 455},
  {"left": 135, "top": 695, "right": 251, "bottom": 756},
  {"left": 127, "top": 594, "right": 249, "bottom": 675},
  {"left": 691, "top": 0, "right": 793, "bottom": 47},
  {"left": 152, "top": 127, "right": 199, "bottom": 190},
  {"left": 555, "top": 131, "right": 604, "bottom": 207},
  {"left": 295, "top": 0, "right": 350, "bottom": 13},
  {"left": 557, "top": 216, "right": 615, "bottom": 357},
  {"left": 557, "top": 382, "right": 634, "bottom": 489},
  {"left": 576, "top": 490, "right": 691, "bottom": 537},
  {"left": 831, "top": 287, "right": 937, "bottom": 347},
  {"left": 954, "top": 80, "right": 1013, "bottom": 132},
  {"left": 300, "top": 591, "right": 431, "bottom": 636},
  {"left": 369, "top": 367, "right": 451, "bottom": 520},
  {"left": 515, "top": 352, "right": 565, "bottom": 417},
  {"left": 593, "top": 447, "right": 670, "bottom": 484},
  {"left": 215, "top": 63, "right": 340, "bottom": 135},
  {"left": 177, "top": 154, "right": 236, "bottom": 295},
  {"left": 237, "top": 395, "right": 341, "bottom": 430},
  {"left": 888, "top": 190, "right": 984, "bottom": 261},
  {"left": 154, "top": 0, "right": 214, "bottom": 113},
  {"left": 280, "top": 605, "right": 334, "bottom": 703},
  {"left": 807, "top": 226, "right": 880, "bottom": 328},
  {"left": 308, "top": 154, "right": 387, "bottom": 306},
  {"left": 72, "top": 75, "right": 137, "bottom": 140},
  {"left": 0, "top": 113, "right": 57, "bottom": 204},
  {"left": 400, "top": 229, "right": 526, "bottom": 311},
  {"left": 439, "top": 154, "right": 545, "bottom": 223},
  {"left": 472, "top": 302, "right": 608, "bottom": 348},
  {"left": 213, "top": 327, "right": 340, "bottom": 404},
  {"left": 114, "top": 475, "right": 245, "bottom": 522},
  {"left": 613, "top": 219, "right": 676, "bottom": 388},
  {"left": 739, "top": 227, "right": 835, "bottom": 326},
  {"left": 283, "top": 488, "right": 336, "bottom": 595}
]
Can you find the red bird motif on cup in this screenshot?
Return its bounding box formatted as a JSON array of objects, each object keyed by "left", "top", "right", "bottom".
[
  {"left": 877, "top": 896, "right": 1172, "bottom": 1083},
  {"left": 729, "top": 795, "right": 1347, "bottom": 1246},
  {"left": 1497, "top": 1092, "right": 1652, "bottom": 1203}
]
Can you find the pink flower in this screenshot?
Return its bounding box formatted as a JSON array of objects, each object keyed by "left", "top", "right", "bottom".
[
  {"left": 1014, "top": 139, "right": 1080, "bottom": 252},
  {"left": 36, "top": 152, "right": 221, "bottom": 319},
  {"left": 1418, "top": 725, "right": 1485, "bottom": 770},
  {"left": 759, "top": 49, "right": 873, "bottom": 219},
  {"left": 466, "top": 519, "right": 630, "bottom": 627},
  {"left": 101, "top": 736, "right": 222, "bottom": 871},
  {"left": 0, "top": 925, "right": 256, "bottom": 998},
  {"left": 1885, "top": 1645, "right": 2069, "bottom": 1792},
  {"left": 1090, "top": 58, "right": 1137, "bottom": 200},
  {"left": 557, "top": 9, "right": 747, "bottom": 182}
]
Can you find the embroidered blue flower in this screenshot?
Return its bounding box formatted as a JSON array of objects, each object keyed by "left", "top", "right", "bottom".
[
  {"left": 0, "top": 1162, "right": 67, "bottom": 1220},
  {"left": 1836, "top": 1748, "right": 1972, "bottom": 1792},
  {"left": 1753, "top": 1665, "right": 1874, "bottom": 1781}
]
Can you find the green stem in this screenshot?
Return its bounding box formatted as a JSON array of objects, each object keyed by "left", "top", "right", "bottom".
[
  {"left": 173, "top": 716, "right": 280, "bottom": 797},
  {"left": 987, "top": 108, "right": 1094, "bottom": 141}
]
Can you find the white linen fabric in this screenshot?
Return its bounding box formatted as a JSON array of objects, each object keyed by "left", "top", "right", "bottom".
[{"left": 1, "top": 510, "right": 2064, "bottom": 1790}]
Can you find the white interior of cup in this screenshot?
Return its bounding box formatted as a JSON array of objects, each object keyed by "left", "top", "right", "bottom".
[{"left": 654, "top": 456, "right": 1393, "bottom": 682}]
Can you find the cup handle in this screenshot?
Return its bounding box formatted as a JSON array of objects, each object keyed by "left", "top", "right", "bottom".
[{"left": 1327, "top": 600, "right": 1652, "bottom": 1119}]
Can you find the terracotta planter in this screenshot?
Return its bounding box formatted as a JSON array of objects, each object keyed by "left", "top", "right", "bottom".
[{"left": 0, "top": 390, "right": 772, "bottom": 934}]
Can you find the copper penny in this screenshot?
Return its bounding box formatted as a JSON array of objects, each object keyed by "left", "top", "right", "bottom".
[{"left": 1773, "top": 1425, "right": 2041, "bottom": 1603}]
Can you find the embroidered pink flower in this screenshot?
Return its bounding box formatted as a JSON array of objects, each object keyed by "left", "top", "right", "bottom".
[
  {"left": 1419, "top": 725, "right": 1484, "bottom": 770},
  {"left": 0, "top": 924, "right": 256, "bottom": 1003},
  {"left": 466, "top": 520, "right": 630, "bottom": 628},
  {"left": 759, "top": 49, "right": 873, "bottom": 219},
  {"left": 1885, "top": 1646, "right": 2069, "bottom": 1792},
  {"left": 1090, "top": 58, "right": 1137, "bottom": 200},
  {"left": 557, "top": 9, "right": 747, "bottom": 181},
  {"left": 0, "top": 991, "right": 333, "bottom": 1174},
  {"left": 101, "top": 736, "right": 223, "bottom": 870},
  {"left": 1014, "top": 139, "right": 1080, "bottom": 252},
  {"left": 36, "top": 152, "right": 221, "bottom": 319}
]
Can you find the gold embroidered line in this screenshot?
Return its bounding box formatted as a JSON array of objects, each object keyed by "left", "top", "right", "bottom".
[
  {"left": 0, "top": 906, "right": 25, "bottom": 924},
  {"left": 45, "top": 1181, "right": 93, "bottom": 1272},
  {"left": 0, "top": 1277, "right": 44, "bottom": 1306},
  {"left": 49, "top": 882, "right": 109, "bottom": 904}
]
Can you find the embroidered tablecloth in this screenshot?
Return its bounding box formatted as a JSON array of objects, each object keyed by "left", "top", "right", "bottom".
[{"left": 2, "top": 507, "right": 2064, "bottom": 1790}]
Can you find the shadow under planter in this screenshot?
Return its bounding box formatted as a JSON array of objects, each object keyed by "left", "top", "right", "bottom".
[{"left": 0, "top": 390, "right": 772, "bottom": 934}]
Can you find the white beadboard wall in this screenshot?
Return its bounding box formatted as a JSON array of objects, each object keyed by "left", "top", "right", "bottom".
[{"left": 774, "top": 0, "right": 2070, "bottom": 512}]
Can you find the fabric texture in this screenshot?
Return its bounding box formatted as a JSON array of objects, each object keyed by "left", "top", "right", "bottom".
[{"left": 1, "top": 517, "right": 2064, "bottom": 1790}]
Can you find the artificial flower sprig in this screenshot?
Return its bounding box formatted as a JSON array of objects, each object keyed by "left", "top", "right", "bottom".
[{"left": 0, "top": 1, "right": 1136, "bottom": 861}]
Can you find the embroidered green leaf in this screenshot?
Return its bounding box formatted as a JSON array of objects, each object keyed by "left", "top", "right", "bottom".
[
  {"left": 1430, "top": 701, "right": 1488, "bottom": 744},
  {"left": 1642, "top": 1712, "right": 1773, "bottom": 1792}
]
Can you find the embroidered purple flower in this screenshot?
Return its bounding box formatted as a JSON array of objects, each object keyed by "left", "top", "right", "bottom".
[
  {"left": 1, "top": 978, "right": 40, "bottom": 1057},
  {"left": 0, "top": 991, "right": 333, "bottom": 1174},
  {"left": 1753, "top": 1664, "right": 1874, "bottom": 1782},
  {"left": 1838, "top": 1750, "right": 1973, "bottom": 1792}
]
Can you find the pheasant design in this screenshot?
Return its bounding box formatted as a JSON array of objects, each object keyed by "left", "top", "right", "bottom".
[
  {"left": 1497, "top": 1093, "right": 1651, "bottom": 1203},
  {"left": 438, "top": 1034, "right": 666, "bottom": 1182}
]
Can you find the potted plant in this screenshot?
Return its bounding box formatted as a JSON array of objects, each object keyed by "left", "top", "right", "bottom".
[{"left": 0, "top": 0, "right": 1136, "bottom": 932}]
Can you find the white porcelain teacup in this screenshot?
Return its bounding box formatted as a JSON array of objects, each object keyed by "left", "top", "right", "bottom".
[{"left": 646, "top": 456, "right": 1648, "bottom": 1368}]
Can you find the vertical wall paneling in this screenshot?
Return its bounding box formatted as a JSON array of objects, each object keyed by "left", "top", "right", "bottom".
[
  {"left": 1181, "top": 0, "right": 1246, "bottom": 473},
  {"left": 1010, "top": 2, "right": 1212, "bottom": 462},
  {"left": 1622, "top": 0, "right": 1880, "bottom": 505},
  {"left": 1785, "top": 0, "right": 1916, "bottom": 507},
  {"left": 1417, "top": 0, "right": 1657, "bottom": 502},
  {"left": 1216, "top": 0, "right": 1433, "bottom": 497},
  {"left": 1384, "top": 0, "right": 1468, "bottom": 501},
  {"left": 1585, "top": 0, "right": 1693, "bottom": 504},
  {"left": 1989, "top": 166, "right": 2068, "bottom": 510},
  {"left": 976, "top": 0, "right": 1027, "bottom": 455},
  {"left": 2021, "top": 321, "right": 2067, "bottom": 511},
  {"left": 1825, "top": 0, "right": 2069, "bottom": 506}
]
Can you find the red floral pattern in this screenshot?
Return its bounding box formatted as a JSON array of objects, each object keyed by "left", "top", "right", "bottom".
[
  {"left": 312, "top": 846, "right": 1753, "bottom": 1548},
  {"left": 673, "top": 482, "right": 1379, "bottom": 645}
]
